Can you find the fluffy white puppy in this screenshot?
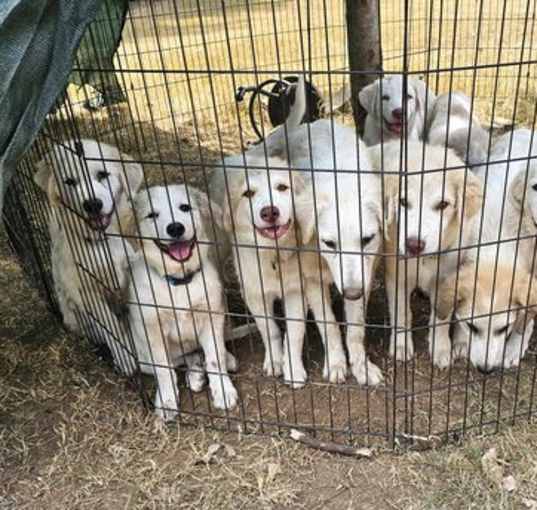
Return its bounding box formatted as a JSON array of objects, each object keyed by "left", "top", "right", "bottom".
[
  {"left": 379, "top": 141, "right": 483, "bottom": 367},
  {"left": 259, "top": 118, "right": 385, "bottom": 385},
  {"left": 212, "top": 152, "right": 347, "bottom": 388},
  {"left": 427, "top": 92, "right": 490, "bottom": 167},
  {"left": 34, "top": 139, "right": 143, "bottom": 376},
  {"left": 128, "top": 184, "right": 238, "bottom": 420},
  {"left": 359, "top": 74, "right": 436, "bottom": 146}
]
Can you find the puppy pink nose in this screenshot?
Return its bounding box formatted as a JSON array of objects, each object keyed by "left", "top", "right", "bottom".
[
  {"left": 392, "top": 108, "right": 403, "bottom": 121},
  {"left": 406, "top": 237, "right": 426, "bottom": 256},
  {"left": 260, "top": 206, "right": 280, "bottom": 224}
]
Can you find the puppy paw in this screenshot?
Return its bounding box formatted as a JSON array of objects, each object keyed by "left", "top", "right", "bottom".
[
  {"left": 211, "top": 377, "right": 238, "bottom": 410},
  {"left": 430, "top": 347, "right": 453, "bottom": 369},
  {"left": 390, "top": 333, "right": 414, "bottom": 362},
  {"left": 226, "top": 351, "right": 238, "bottom": 373},
  {"left": 263, "top": 356, "right": 283, "bottom": 378},
  {"left": 351, "top": 358, "right": 384, "bottom": 386},
  {"left": 323, "top": 357, "right": 348, "bottom": 384},
  {"left": 186, "top": 369, "right": 206, "bottom": 393},
  {"left": 154, "top": 392, "right": 179, "bottom": 422},
  {"left": 283, "top": 362, "right": 307, "bottom": 389}
]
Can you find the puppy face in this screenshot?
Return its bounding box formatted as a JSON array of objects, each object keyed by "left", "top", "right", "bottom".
[
  {"left": 34, "top": 139, "right": 143, "bottom": 239},
  {"left": 438, "top": 263, "right": 537, "bottom": 372},
  {"left": 223, "top": 157, "right": 308, "bottom": 249},
  {"left": 135, "top": 185, "right": 213, "bottom": 277},
  {"left": 386, "top": 145, "right": 482, "bottom": 256},
  {"left": 312, "top": 173, "right": 383, "bottom": 299},
  {"left": 360, "top": 75, "right": 429, "bottom": 137}
]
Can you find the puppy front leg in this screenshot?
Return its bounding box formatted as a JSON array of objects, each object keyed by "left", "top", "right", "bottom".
[
  {"left": 199, "top": 313, "right": 238, "bottom": 410},
  {"left": 245, "top": 292, "right": 283, "bottom": 377},
  {"left": 387, "top": 267, "right": 414, "bottom": 362},
  {"left": 282, "top": 291, "right": 307, "bottom": 389},
  {"left": 184, "top": 352, "right": 206, "bottom": 392},
  {"left": 345, "top": 298, "right": 383, "bottom": 385},
  {"left": 427, "top": 309, "right": 455, "bottom": 368},
  {"left": 307, "top": 280, "right": 347, "bottom": 384}
]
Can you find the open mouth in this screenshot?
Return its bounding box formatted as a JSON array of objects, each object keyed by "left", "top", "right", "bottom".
[
  {"left": 255, "top": 220, "right": 291, "bottom": 240},
  {"left": 384, "top": 118, "right": 404, "bottom": 135},
  {"left": 155, "top": 237, "right": 196, "bottom": 263},
  {"left": 87, "top": 208, "right": 114, "bottom": 232}
]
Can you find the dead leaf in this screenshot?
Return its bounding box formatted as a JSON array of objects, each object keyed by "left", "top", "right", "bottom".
[
  {"left": 194, "top": 443, "right": 222, "bottom": 465},
  {"left": 501, "top": 475, "right": 517, "bottom": 492},
  {"left": 522, "top": 498, "right": 537, "bottom": 509},
  {"left": 224, "top": 444, "right": 236, "bottom": 458},
  {"left": 266, "top": 463, "right": 280, "bottom": 484},
  {"left": 481, "top": 448, "right": 504, "bottom": 486}
]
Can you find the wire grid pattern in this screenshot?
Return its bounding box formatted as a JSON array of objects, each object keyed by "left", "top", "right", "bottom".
[{"left": 4, "top": 0, "right": 537, "bottom": 447}]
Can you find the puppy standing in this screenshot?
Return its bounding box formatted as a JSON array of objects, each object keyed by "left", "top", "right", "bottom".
[
  {"left": 34, "top": 139, "right": 143, "bottom": 376},
  {"left": 128, "top": 185, "right": 238, "bottom": 420},
  {"left": 427, "top": 92, "right": 490, "bottom": 168},
  {"left": 359, "top": 74, "right": 436, "bottom": 146},
  {"left": 434, "top": 129, "right": 537, "bottom": 371},
  {"left": 379, "top": 141, "right": 483, "bottom": 367}
]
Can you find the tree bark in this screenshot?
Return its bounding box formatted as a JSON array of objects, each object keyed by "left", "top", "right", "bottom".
[{"left": 346, "top": 0, "right": 383, "bottom": 136}]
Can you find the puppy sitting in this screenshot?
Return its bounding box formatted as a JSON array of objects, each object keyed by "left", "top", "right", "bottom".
[
  {"left": 380, "top": 141, "right": 483, "bottom": 367},
  {"left": 212, "top": 152, "right": 348, "bottom": 388},
  {"left": 128, "top": 184, "right": 238, "bottom": 420},
  {"left": 427, "top": 92, "right": 490, "bottom": 168},
  {"left": 359, "top": 74, "right": 436, "bottom": 146},
  {"left": 34, "top": 139, "right": 143, "bottom": 376}
]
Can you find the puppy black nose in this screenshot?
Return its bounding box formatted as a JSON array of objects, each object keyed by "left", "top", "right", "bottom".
[
  {"left": 260, "top": 206, "right": 280, "bottom": 224},
  {"left": 392, "top": 108, "right": 403, "bottom": 120},
  {"left": 406, "top": 237, "right": 426, "bottom": 256},
  {"left": 166, "top": 222, "right": 185, "bottom": 239},
  {"left": 477, "top": 366, "right": 496, "bottom": 375},
  {"left": 343, "top": 287, "right": 363, "bottom": 301},
  {"left": 83, "top": 198, "right": 103, "bottom": 216}
]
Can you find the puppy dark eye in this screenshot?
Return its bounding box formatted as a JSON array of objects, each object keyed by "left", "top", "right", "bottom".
[
  {"left": 435, "top": 200, "right": 450, "bottom": 211},
  {"left": 532, "top": 183, "right": 537, "bottom": 191},
  {"left": 179, "top": 204, "right": 191, "bottom": 212},
  {"left": 495, "top": 324, "right": 510, "bottom": 336},
  {"left": 243, "top": 189, "right": 255, "bottom": 198},
  {"left": 407, "top": 94, "right": 413, "bottom": 100},
  {"left": 276, "top": 183, "right": 289, "bottom": 192},
  {"left": 64, "top": 177, "right": 78, "bottom": 187},
  {"left": 97, "top": 170, "right": 110, "bottom": 182},
  {"left": 382, "top": 94, "right": 390, "bottom": 101},
  {"left": 145, "top": 211, "right": 159, "bottom": 219},
  {"left": 467, "top": 321, "right": 480, "bottom": 335},
  {"left": 361, "top": 234, "right": 375, "bottom": 247},
  {"left": 322, "top": 240, "right": 337, "bottom": 250},
  {"left": 400, "top": 198, "right": 408, "bottom": 208}
]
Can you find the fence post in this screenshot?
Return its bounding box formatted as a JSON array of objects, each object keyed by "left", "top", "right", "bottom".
[{"left": 346, "top": 0, "right": 383, "bottom": 136}]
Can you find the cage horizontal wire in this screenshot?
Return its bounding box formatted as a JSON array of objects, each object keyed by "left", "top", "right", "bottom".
[{"left": 4, "top": 0, "right": 537, "bottom": 448}]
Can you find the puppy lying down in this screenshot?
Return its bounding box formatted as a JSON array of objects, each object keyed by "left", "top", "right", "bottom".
[
  {"left": 128, "top": 184, "right": 238, "bottom": 420},
  {"left": 34, "top": 139, "right": 143, "bottom": 376}
]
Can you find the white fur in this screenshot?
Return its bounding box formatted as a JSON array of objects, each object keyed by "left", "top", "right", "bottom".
[
  {"left": 34, "top": 139, "right": 143, "bottom": 376},
  {"left": 128, "top": 185, "right": 238, "bottom": 420},
  {"left": 380, "top": 141, "right": 483, "bottom": 368},
  {"left": 359, "top": 74, "right": 436, "bottom": 146}
]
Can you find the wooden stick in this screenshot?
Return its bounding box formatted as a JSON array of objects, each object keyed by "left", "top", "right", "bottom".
[{"left": 290, "top": 429, "right": 373, "bottom": 458}]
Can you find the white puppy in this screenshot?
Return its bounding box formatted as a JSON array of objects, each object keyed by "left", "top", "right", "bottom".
[
  {"left": 427, "top": 92, "right": 490, "bottom": 167},
  {"left": 128, "top": 184, "right": 238, "bottom": 420},
  {"left": 259, "top": 118, "right": 385, "bottom": 385},
  {"left": 34, "top": 139, "right": 143, "bottom": 376},
  {"left": 359, "top": 74, "right": 436, "bottom": 146},
  {"left": 380, "top": 141, "right": 483, "bottom": 367},
  {"left": 212, "top": 152, "right": 347, "bottom": 388}
]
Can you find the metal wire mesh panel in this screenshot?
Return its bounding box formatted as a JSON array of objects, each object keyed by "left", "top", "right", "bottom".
[{"left": 4, "top": 0, "right": 537, "bottom": 449}]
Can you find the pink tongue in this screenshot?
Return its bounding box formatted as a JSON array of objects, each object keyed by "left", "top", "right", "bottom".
[{"left": 168, "top": 241, "right": 192, "bottom": 261}]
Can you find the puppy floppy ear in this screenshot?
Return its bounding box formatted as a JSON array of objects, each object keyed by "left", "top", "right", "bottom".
[
  {"left": 359, "top": 81, "right": 378, "bottom": 114},
  {"left": 33, "top": 154, "right": 62, "bottom": 206},
  {"left": 509, "top": 170, "right": 527, "bottom": 213},
  {"left": 513, "top": 273, "right": 537, "bottom": 334},
  {"left": 435, "top": 267, "right": 469, "bottom": 321},
  {"left": 190, "top": 188, "right": 224, "bottom": 232},
  {"left": 459, "top": 170, "right": 483, "bottom": 220},
  {"left": 119, "top": 159, "right": 144, "bottom": 199},
  {"left": 411, "top": 78, "right": 436, "bottom": 114},
  {"left": 292, "top": 173, "right": 317, "bottom": 245}
]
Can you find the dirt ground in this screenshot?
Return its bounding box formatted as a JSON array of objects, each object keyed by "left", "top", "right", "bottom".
[{"left": 3, "top": 230, "right": 537, "bottom": 509}]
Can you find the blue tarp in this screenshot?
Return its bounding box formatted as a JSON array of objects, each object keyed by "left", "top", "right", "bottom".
[{"left": 0, "top": 0, "right": 104, "bottom": 213}]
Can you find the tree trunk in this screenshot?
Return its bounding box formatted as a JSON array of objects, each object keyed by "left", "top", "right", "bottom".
[{"left": 346, "top": 0, "right": 383, "bottom": 136}]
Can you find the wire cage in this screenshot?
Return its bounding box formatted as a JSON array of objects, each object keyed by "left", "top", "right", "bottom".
[{"left": 5, "top": 0, "right": 537, "bottom": 449}]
